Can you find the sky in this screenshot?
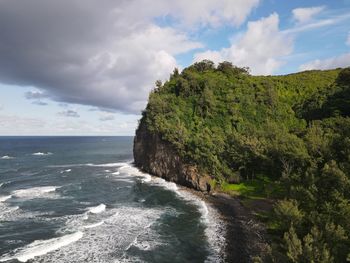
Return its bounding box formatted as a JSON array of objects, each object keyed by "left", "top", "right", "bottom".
[{"left": 0, "top": 0, "right": 349, "bottom": 136}]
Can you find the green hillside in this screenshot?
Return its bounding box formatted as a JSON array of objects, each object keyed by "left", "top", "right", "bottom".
[{"left": 139, "top": 60, "right": 350, "bottom": 262}]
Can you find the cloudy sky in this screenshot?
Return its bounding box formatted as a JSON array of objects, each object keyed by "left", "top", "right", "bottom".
[{"left": 0, "top": 0, "right": 349, "bottom": 136}]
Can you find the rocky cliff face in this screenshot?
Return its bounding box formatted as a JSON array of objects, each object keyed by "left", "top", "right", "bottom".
[{"left": 133, "top": 120, "right": 211, "bottom": 192}]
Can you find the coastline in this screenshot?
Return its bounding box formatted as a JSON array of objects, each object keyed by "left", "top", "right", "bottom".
[{"left": 184, "top": 188, "right": 269, "bottom": 263}]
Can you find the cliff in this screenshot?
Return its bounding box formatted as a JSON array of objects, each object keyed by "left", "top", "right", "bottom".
[
  {"left": 132, "top": 61, "right": 350, "bottom": 262},
  {"left": 133, "top": 119, "right": 211, "bottom": 192}
]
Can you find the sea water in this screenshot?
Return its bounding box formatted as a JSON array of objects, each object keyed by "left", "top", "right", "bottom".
[{"left": 0, "top": 136, "right": 224, "bottom": 262}]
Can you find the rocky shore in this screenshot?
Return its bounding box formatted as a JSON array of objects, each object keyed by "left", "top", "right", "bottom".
[
  {"left": 134, "top": 122, "right": 269, "bottom": 262},
  {"left": 184, "top": 189, "right": 269, "bottom": 263}
]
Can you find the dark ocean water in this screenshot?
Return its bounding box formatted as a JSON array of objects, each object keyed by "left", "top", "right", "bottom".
[{"left": 0, "top": 137, "right": 224, "bottom": 262}]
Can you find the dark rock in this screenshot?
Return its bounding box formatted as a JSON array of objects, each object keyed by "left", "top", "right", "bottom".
[{"left": 133, "top": 119, "right": 211, "bottom": 192}]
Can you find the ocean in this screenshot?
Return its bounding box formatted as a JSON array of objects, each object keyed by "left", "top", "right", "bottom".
[{"left": 0, "top": 136, "right": 224, "bottom": 262}]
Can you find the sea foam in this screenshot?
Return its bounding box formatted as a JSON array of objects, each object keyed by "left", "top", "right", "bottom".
[
  {"left": 32, "top": 152, "right": 53, "bottom": 156},
  {"left": 88, "top": 204, "right": 106, "bottom": 214},
  {"left": 83, "top": 221, "right": 104, "bottom": 229},
  {"left": 0, "top": 232, "right": 83, "bottom": 262},
  {"left": 0, "top": 195, "right": 12, "bottom": 202},
  {"left": 122, "top": 164, "right": 226, "bottom": 262},
  {"left": 12, "top": 186, "right": 59, "bottom": 199},
  {"left": 1, "top": 155, "right": 14, "bottom": 159}
]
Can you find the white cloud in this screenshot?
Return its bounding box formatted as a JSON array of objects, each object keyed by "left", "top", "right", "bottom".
[
  {"left": 0, "top": 0, "right": 260, "bottom": 115},
  {"left": 292, "top": 6, "right": 325, "bottom": 24},
  {"left": 194, "top": 13, "right": 293, "bottom": 75},
  {"left": 122, "top": 0, "right": 260, "bottom": 27},
  {"left": 299, "top": 53, "right": 350, "bottom": 71}
]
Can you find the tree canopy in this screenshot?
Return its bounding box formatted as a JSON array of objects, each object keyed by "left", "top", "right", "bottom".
[{"left": 139, "top": 61, "right": 350, "bottom": 262}]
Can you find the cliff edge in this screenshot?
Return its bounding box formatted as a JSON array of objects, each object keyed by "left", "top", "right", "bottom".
[{"left": 133, "top": 119, "right": 211, "bottom": 192}]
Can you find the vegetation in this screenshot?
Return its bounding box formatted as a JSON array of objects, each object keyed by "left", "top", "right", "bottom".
[{"left": 140, "top": 60, "right": 350, "bottom": 262}]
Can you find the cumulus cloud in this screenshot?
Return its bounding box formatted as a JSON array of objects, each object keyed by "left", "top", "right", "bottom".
[
  {"left": 57, "top": 110, "right": 80, "bottom": 118},
  {"left": 299, "top": 53, "right": 350, "bottom": 71},
  {"left": 124, "top": 0, "right": 260, "bottom": 27},
  {"left": 194, "top": 13, "right": 293, "bottom": 75},
  {"left": 292, "top": 6, "right": 325, "bottom": 24},
  {"left": 0, "top": 0, "right": 259, "bottom": 114}
]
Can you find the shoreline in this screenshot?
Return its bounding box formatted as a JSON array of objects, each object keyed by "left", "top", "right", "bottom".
[{"left": 184, "top": 188, "right": 269, "bottom": 263}]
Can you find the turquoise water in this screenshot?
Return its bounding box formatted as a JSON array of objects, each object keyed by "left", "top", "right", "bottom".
[{"left": 0, "top": 137, "right": 224, "bottom": 262}]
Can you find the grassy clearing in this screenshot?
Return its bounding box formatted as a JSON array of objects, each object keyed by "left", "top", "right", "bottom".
[{"left": 220, "top": 175, "right": 280, "bottom": 199}]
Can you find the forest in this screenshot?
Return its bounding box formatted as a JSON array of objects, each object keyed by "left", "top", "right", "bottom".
[{"left": 140, "top": 60, "right": 350, "bottom": 262}]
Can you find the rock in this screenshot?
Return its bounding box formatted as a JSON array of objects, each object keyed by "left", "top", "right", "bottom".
[{"left": 133, "top": 119, "right": 211, "bottom": 192}]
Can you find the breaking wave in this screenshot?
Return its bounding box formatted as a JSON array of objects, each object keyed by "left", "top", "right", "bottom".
[
  {"left": 32, "top": 152, "right": 53, "bottom": 156},
  {"left": 0, "top": 232, "right": 83, "bottom": 262},
  {"left": 12, "top": 186, "right": 59, "bottom": 199}
]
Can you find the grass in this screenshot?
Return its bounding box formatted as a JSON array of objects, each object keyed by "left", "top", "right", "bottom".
[{"left": 220, "top": 175, "right": 279, "bottom": 199}]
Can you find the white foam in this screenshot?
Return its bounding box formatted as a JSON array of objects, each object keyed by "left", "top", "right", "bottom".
[
  {"left": 32, "top": 152, "right": 53, "bottom": 156},
  {"left": 0, "top": 205, "right": 20, "bottom": 220},
  {"left": 199, "top": 200, "right": 209, "bottom": 223},
  {"left": 117, "top": 164, "right": 153, "bottom": 183},
  {"left": 48, "top": 162, "right": 128, "bottom": 169},
  {"left": 112, "top": 171, "right": 120, "bottom": 175},
  {"left": 176, "top": 190, "right": 225, "bottom": 262},
  {"left": 86, "top": 162, "right": 128, "bottom": 168},
  {"left": 127, "top": 166, "right": 225, "bottom": 262},
  {"left": 0, "top": 195, "right": 12, "bottom": 202},
  {"left": 1, "top": 155, "right": 14, "bottom": 159},
  {"left": 0, "top": 232, "right": 83, "bottom": 262},
  {"left": 60, "top": 169, "right": 71, "bottom": 173},
  {"left": 83, "top": 221, "right": 104, "bottom": 229},
  {"left": 42, "top": 206, "right": 163, "bottom": 262},
  {"left": 141, "top": 174, "right": 152, "bottom": 183},
  {"left": 12, "top": 186, "right": 59, "bottom": 199},
  {"left": 88, "top": 204, "right": 106, "bottom": 214}
]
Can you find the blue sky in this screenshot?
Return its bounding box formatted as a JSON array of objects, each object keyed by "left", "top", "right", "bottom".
[{"left": 0, "top": 0, "right": 349, "bottom": 135}]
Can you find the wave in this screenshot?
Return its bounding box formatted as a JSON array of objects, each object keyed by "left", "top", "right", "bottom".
[
  {"left": 60, "top": 169, "right": 72, "bottom": 174},
  {"left": 0, "top": 232, "right": 83, "bottom": 262},
  {"left": 0, "top": 205, "right": 20, "bottom": 220},
  {"left": 41, "top": 206, "right": 163, "bottom": 262},
  {"left": 0, "top": 195, "right": 12, "bottom": 202},
  {"left": 87, "top": 204, "right": 106, "bottom": 214},
  {"left": 118, "top": 164, "right": 152, "bottom": 183},
  {"left": 83, "top": 221, "right": 104, "bottom": 229},
  {"left": 1, "top": 155, "right": 14, "bottom": 159},
  {"left": 48, "top": 162, "right": 128, "bottom": 168},
  {"left": 32, "top": 152, "right": 53, "bottom": 156},
  {"left": 12, "top": 186, "right": 59, "bottom": 199},
  {"left": 86, "top": 162, "right": 129, "bottom": 167},
  {"left": 121, "top": 164, "right": 225, "bottom": 262}
]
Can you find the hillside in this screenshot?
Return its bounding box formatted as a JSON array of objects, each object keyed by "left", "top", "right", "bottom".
[{"left": 134, "top": 60, "right": 350, "bottom": 262}]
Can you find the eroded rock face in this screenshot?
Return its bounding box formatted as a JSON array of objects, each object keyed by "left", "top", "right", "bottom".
[{"left": 133, "top": 120, "right": 211, "bottom": 192}]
